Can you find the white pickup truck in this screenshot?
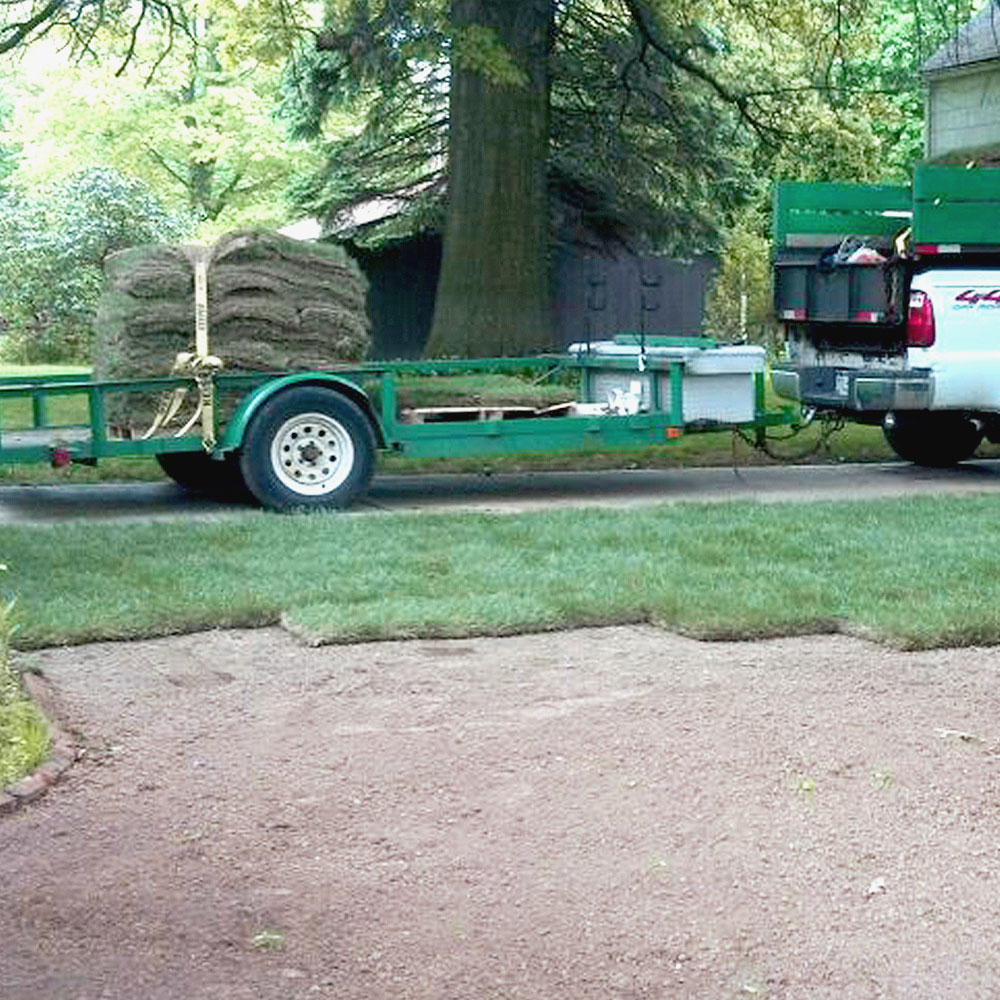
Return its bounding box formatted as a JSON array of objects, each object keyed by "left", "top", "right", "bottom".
[{"left": 771, "top": 173, "right": 1000, "bottom": 466}]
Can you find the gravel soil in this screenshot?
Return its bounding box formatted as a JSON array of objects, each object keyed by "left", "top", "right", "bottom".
[{"left": 4, "top": 625, "right": 1000, "bottom": 999}]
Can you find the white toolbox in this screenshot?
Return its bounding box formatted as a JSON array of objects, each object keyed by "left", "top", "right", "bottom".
[{"left": 569, "top": 342, "right": 766, "bottom": 424}]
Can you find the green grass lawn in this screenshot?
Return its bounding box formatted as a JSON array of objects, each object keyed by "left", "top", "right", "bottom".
[
  {"left": 0, "top": 364, "right": 90, "bottom": 378},
  {"left": 4, "top": 494, "right": 1000, "bottom": 652}
]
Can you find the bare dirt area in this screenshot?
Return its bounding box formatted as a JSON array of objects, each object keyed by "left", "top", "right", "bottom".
[{"left": 4, "top": 626, "right": 1000, "bottom": 999}]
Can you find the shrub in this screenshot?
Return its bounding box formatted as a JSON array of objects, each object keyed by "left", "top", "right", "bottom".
[
  {"left": 0, "top": 168, "right": 190, "bottom": 363},
  {"left": 0, "top": 566, "right": 49, "bottom": 787}
]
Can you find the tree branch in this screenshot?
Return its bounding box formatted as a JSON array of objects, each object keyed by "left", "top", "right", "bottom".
[
  {"left": 0, "top": 0, "right": 65, "bottom": 55},
  {"left": 144, "top": 146, "right": 191, "bottom": 190},
  {"left": 620, "top": 0, "right": 777, "bottom": 137}
]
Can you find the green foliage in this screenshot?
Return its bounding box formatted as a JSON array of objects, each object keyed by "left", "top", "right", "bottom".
[
  {"left": 48, "top": 168, "right": 187, "bottom": 265},
  {"left": 6, "top": 26, "right": 323, "bottom": 234},
  {"left": 835, "top": 0, "right": 984, "bottom": 180},
  {"left": 703, "top": 208, "right": 777, "bottom": 348},
  {"left": 0, "top": 567, "right": 16, "bottom": 703},
  {"left": 2, "top": 0, "right": 979, "bottom": 258},
  {"left": 0, "top": 0, "right": 315, "bottom": 76},
  {"left": 250, "top": 929, "right": 286, "bottom": 951},
  {"left": 0, "top": 565, "right": 50, "bottom": 788},
  {"left": 0, "top": 698, "right": 49, "bottom": 787},
  {"left": 0, "top": 88, "right": 18, "bottom": 186},
  {"left": 280, "top": 3, "right": 448, "bottom": 242},
  {"left": 287, "top": 2, "right": 763, "bottom": 250},
  {"left": 452, "top": 24, "right": 528, "bottom": 87},
  {"left": 0, "top": 168, "right": 187, "bottom": 362},
  {"left": 286, "top": 0, "right": 961, "bottom": 253},
  {"left": 548, "top": 4, "right": 755, "bottom": 252}
]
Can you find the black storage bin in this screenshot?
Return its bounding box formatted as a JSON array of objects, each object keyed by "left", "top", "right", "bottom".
[{"left": 774, "top": 260, "right": 903, "bottom": 324}]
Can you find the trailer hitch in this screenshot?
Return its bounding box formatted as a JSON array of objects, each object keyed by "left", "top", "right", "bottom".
[{"left": 738, "top": 408, "right": 843, "bottom": 461}]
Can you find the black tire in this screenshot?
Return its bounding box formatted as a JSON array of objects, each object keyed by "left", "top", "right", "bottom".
[
  {"left": 883, "top": 412, "right": 983, "bottom": 467},
  {"left": 156, "top": 450, "right": 251, "bottom": 500},
  {"left": 238, "top": 387, "right": 376, "bottom": 512}
]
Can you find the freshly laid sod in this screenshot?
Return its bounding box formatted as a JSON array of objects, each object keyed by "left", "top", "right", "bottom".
[{"left": 4, "top": 494, "right": 1000, "bottom": 651}]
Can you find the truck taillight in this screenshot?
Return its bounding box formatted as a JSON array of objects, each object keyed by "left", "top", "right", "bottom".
[{"left": 907, "top": 289, "right": 936, "bottom": 348}]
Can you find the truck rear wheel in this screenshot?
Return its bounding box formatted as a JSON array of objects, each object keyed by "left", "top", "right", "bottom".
[
  {"left": 238, "top": 386, "right": 376, "bottom": 512},
  {"left": 883, "top": 412, "right": 983, "bottom": 467}
]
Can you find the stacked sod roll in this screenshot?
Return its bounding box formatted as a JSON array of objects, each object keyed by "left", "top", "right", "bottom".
[{"left": 93, "top": 230, "right": 370, "bottom": 433}]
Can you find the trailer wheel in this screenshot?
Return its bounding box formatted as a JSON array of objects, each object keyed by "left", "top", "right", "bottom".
[
  {"left": 883, "top": 412, "right": 983, "bottom": 467},
  {"left": 156, "top": 451, "right": 250, "bottom": 500},
  {"left": 238, "top": 387, "right": 376, "bottom": 511}
]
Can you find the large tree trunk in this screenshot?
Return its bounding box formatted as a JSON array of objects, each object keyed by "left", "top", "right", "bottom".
[{"left": 424, "top": 0, "right": 552, "bottom": 358}]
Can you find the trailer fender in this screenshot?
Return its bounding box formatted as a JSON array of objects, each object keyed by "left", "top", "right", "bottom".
[{"left": 216, "top": 373, "right": 385, "bottom": 454}]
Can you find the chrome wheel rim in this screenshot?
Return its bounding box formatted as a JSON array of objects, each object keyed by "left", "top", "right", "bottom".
[{"left": 269, "top": 412, "right": 354, "bottom": 496}]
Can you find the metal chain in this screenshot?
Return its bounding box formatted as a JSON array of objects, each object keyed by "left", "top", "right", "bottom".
[{"left": 735, "top": 411, "right": 846, "bottom": 462}]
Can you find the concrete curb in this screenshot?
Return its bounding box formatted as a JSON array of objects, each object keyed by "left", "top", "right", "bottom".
[{"left": 0, "top": 670, "right": 80, "bottom": 816}]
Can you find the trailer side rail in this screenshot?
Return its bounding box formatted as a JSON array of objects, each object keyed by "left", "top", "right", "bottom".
[{"left": 0, "top": 355, "right": 795, "bottom": 471}]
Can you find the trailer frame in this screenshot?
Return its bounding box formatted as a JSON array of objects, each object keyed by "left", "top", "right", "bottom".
[{"left": 0, "top": 350, "right": 796, "bottom": 509}]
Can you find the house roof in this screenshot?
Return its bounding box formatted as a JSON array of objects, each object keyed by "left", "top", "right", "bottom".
[
  {"left": 277, "top": 219, "right": 322, "bottom": 241},
  {"left": 924, "top": 2, "right": 1000, "bottom": 74}
]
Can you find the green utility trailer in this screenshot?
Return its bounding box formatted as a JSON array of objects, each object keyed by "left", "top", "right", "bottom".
[{"left": 0, "top": 344, "right": 795, "bottom": 512}]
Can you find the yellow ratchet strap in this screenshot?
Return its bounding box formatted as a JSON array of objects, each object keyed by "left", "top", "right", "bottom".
[{"left": 139, "top": 250, "right": 224, "bottom": 447}]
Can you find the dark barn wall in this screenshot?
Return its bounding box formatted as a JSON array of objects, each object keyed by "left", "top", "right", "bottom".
[
  {"left": 551, "top": 251, "right": 719, "bottom": 347},
  {"left": 346, "top": 235, "right": 717, "bottom": 359},
  {"left": 348, "top": 234, "right": 442, "bottom": 359}
]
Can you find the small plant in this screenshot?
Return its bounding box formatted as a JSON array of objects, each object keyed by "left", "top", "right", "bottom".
[
  {"left": 870, "top": 769, "right": 894, "bottom": 790},
  {"left": 0, "top": 564, "right": 50, "bottom": 787},
  {"left": 250, "top": 929, "right": 285, "bottom": 952},
  {"left": 794, "top": 775, "right": 817, "bottom": 799},
  {"left": 0, "top": 564, "right": 19, "bottom": 702}
]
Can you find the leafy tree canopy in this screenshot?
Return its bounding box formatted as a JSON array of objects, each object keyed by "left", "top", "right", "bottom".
[
  {"left": 282, "top": 0, "right": 926, "bottom": 252},
  {"left": 0, "top": 0, "right": 316, "bottom": 64},
  {"left": 0, "top": 167, "right": 187, "bottom": 361},
  {"left": 2, "top": 2, "right": 325, "bottom": 234},
  {"left": 285, "top": 1, "right": 990, "bottom": 243},
  {"left": 3, "top": 0, "right": 986, "bottom": 245}
]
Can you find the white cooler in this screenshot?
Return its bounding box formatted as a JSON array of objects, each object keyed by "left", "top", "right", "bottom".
[{"left": 569, "top": 342, "right": 766, "bottom": 424}]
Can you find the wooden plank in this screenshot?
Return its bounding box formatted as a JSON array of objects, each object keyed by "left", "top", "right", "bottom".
[
  {"left": 535, "top": 402, "right": 576, "bottom": 417},
  {"left": 399, "top": 406, "right": 539, "bottom": 425}
]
